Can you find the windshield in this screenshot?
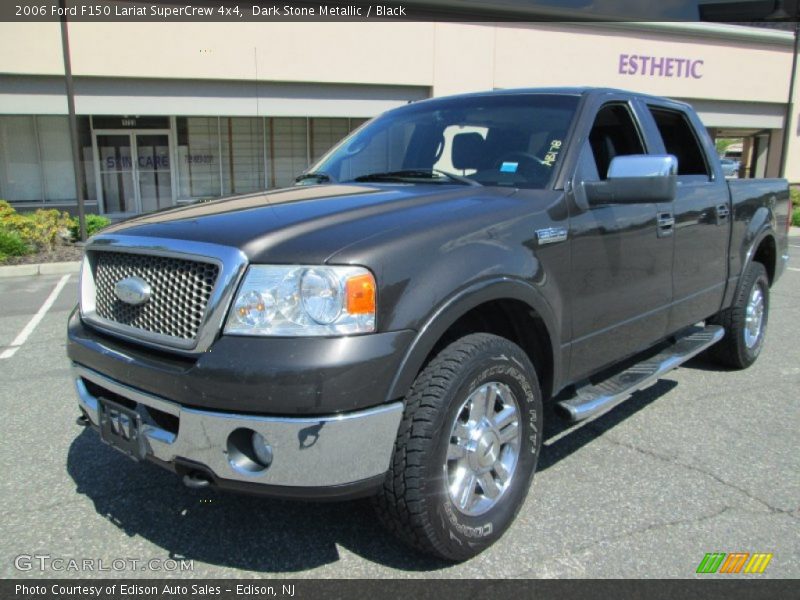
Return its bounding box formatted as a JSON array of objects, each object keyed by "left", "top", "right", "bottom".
[{"left": 309, "top": 94, "right": 580, "bottom": 189}]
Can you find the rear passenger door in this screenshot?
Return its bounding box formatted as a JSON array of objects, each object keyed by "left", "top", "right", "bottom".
[
  {"left": 642, "top": 103, "right": 730, "bottom": 331},
  {"left": 567, "top": 100, "right": 674, "bottom": 381}
]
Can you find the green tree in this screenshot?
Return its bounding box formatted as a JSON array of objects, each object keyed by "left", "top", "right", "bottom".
[{"left": 715, "top": 138, "right": 739, "bottom": 157}]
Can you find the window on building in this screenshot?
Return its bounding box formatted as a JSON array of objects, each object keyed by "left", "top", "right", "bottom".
[
  {"left": 648, "top": 107, "right": 710, "bottom": 179},
  {"left": 78, "top": 116, "right": 96, "bottom": 201},
  {"left": 176, "top": 117, "right": 222, "bottom": 200},
  {"left": 349, "top": 118, "right": 369, "bottom": 132},
  {"left": 220, "top": 117, "right": 265, "bottom": 195},
  {"left": 175, "top": 116, "right": 365, "bottom": 197},
  {"left": 0, "top": 116, "right": 43, "bottom": 202},
  {"left": 267, "top": 117, "right": 309, "bottom": 189},
  {"left": 38, "top": 116, "right": 76, "bottom": 202},
  {"left": 0, "top": 115, "right": 85, "bottom": 204}
]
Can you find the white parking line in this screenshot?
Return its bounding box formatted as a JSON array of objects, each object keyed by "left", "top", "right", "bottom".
[
  {"left": 788, "top": 267, "right": 800, "bottom": 272},
  {"left": 0, "top": 274, "right": 71, "bottom": 360}
]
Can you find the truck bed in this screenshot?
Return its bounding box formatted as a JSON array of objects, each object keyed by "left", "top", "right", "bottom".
[{"left": 727, "top": 178, "right": 791, "bottom": 288}]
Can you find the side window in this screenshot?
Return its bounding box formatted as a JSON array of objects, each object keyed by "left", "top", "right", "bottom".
[
  {"left": 587, "top": 104, "right": 646, "bottom": 180},
  {"left": 648, "top": 107, "right": 710, "bottom": 179}
]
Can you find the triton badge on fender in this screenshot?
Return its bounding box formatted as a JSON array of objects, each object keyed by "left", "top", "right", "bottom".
[{"left": 535, "top": 227, "right": 568, "bottom": 245}]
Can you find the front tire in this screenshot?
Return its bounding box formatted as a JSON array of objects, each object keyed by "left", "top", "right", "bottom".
[
  {"left": 706, "top": 261, "right": 770, "bottom": 369},
  {"left": 373, "top": 333, "right": 543, "bottom": 561}
]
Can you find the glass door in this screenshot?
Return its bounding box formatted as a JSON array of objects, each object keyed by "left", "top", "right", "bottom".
[
  {"left": 135, "top": 133, "right": 172, "bottom": 213},
  {"left": 96, "top": 133, "right": 137, "bottom": 215},
  {"left": 95, "top": 130, "right": 175, "bottom": 215}
]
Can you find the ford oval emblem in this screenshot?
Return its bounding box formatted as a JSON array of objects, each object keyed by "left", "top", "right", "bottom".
[{"left": 114, "top": 276, "right": 152, "bottom": 306}]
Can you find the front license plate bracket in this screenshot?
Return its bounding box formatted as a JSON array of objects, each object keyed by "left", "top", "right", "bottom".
[{"left": 98, "top": 398, "right": 145, "bottom": 461}]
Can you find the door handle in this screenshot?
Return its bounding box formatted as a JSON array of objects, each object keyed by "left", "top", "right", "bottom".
[
  {"left": 657, "top": 212, "right": 674, "bottom": 238},
  {"left": 715, "top": 203, "right": 730, "bottom": 224}
]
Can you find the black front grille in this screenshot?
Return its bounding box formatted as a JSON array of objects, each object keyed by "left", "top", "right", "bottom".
[{"left": 92, "top": 251, "right": 219, "bottom": 342}]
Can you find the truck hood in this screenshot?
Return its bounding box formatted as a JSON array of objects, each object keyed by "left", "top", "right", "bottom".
[{"left": 102, "top": 183, "right": 520, "bottom": 264}]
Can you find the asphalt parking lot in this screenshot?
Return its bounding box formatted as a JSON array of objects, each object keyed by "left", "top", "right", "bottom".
[{"left": 0, "top": 240, "right": 798, "bottom": 579}]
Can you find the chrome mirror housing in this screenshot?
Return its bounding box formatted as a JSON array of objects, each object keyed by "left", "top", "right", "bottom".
[{"left": 584, "top": 154, "right": 678, "bottom": 205}]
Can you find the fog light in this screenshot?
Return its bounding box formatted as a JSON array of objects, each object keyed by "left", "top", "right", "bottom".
[
  {"left": 227, "top": 428, "right": 272, "bottom": 474},
  {"left": 251, "top": 432, "right": 273, "bottom": 467}
]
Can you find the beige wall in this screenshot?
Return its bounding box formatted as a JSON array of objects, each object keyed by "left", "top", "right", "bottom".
[
  {"left": 782, "top": 53, "right": 800, "bottom": 183},
  {"left": 432, "top": 23, "right": 495, "bottom": 96},
  {"left": 0, "top": 21, "right": 791, "bottom": 102},
  {"left": 0, "top": 22, "right": 63, "bottom": 75},
  {"left": 70, "top": 22, "right": 437, "bottom": 86}
]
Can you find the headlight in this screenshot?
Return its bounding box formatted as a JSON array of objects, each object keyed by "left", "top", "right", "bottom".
[{"left": 224, "top": 265, "right": 376, "bottom": 336}]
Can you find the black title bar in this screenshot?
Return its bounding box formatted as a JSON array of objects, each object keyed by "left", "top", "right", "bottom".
[
  {"left": 3, "top": 579, "right": 799, "bottom": 600},
  {"left": 3, "top": 0, "right": 798, "bottom": 22}
]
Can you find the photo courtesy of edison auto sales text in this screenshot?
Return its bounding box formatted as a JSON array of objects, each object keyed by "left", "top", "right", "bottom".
[{"left": 15, "top": 583, "right": 296, "bottom": 596}]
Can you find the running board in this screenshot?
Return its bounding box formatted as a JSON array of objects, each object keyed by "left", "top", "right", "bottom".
[{"left": 557, "top": 325, "right": 724, "bottom": 422}]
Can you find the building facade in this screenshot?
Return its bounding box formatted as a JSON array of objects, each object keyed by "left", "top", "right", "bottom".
[{"left": 0, "top": 20, "right": 797, "bottom": 217}]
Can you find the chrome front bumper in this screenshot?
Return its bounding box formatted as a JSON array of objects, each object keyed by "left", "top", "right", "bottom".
[{"left": 73, "top": 364, "right": 403, "bottom": 489}]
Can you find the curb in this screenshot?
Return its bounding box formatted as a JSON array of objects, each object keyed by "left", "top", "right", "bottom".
[{"left": 0, "top": 261, "right": 80, "bottom": 278}]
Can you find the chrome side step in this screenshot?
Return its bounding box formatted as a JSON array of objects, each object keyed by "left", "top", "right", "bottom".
[{"left": 557, "top": 325, "right": 724, "bottom": 422}]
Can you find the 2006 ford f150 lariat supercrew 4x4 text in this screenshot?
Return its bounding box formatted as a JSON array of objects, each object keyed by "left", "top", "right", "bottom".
[{"left": 68, "top": 88, "right": 790, "bottom": 560}]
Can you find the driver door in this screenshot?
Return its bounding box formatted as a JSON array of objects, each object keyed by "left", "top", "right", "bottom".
[{"left": 567, "top": 101, "right": 674, "bottom": 381}]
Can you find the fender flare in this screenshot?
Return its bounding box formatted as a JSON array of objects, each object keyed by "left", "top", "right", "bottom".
[
  {"left": 738, "top": 220, "right": 776, "bottom": 291},
  {"left": 384, "top": 277, "right": 562, "bottom": 403}
]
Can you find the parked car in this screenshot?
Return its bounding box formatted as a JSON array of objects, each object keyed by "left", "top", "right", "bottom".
[
  {"left": 68, "top": 88, "right": 791, "bottom": 561},
  {"left": 720, "top": 157, "right": 740, "bottom": 177}
]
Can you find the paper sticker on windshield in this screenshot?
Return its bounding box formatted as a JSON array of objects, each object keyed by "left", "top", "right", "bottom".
[
  {"left": 500, "top": 161, "right": 518, "bottom": 173},
  {"left": 542, "top": 139, "right": 562, "bottom": 167}
]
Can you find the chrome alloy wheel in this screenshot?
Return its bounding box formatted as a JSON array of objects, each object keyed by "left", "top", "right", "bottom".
[
  {"left": 744, "top": 284, "right": 765, "bottom": 349},
  {"left": 445, "top": 382, "right": 521, "bottom": 516}
]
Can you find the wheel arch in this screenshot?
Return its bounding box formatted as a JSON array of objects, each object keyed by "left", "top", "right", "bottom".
[
  {"left": 385, "top": 278, "right": 561, "bottom": 405},
  {"left": 735, "top": 228, "right": 778, "bottom": 306},
  {"left": 739, "top": 204, "right": 777, "bottom": 282},
  {"left": 751, "top": 234, "right": 777, "bottom": 286}
]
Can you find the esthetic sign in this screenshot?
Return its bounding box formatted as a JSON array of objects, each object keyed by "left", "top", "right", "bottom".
[{"left": 618, "top": 54, "right": 704, "bottom": 79}]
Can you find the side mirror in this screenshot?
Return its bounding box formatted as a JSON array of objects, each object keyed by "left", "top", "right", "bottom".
[{"left": 583, "top": 155, "right": 677, "bottom": 205}]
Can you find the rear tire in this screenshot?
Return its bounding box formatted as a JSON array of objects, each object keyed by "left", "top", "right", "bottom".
[
  {"left": 373, "top": 333, "right": 543, "bottom": 561},
  {"left": 706, "top": 261, "right": 769, "bottom": 369}
]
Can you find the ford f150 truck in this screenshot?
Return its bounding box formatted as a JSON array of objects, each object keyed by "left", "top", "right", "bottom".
[{"left": 68, "top": 88, "right": 791, "bottom": 560}]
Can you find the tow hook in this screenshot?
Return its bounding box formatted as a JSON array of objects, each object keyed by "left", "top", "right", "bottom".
[
  {"left": 182, "top": 472, "right": 212, "bottom": 489},
  {"left": 76, "top": 414, "right": 90, "bottom": 427}
]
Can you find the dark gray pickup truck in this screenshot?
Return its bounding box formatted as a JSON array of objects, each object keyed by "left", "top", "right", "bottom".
[{"left": 68, "top": 88, "right": 791, "bottom": 560}]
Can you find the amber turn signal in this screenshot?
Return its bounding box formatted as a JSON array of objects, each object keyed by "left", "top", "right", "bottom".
[{"left": 346, "top": 273, "right": 376, "bottom": 315}]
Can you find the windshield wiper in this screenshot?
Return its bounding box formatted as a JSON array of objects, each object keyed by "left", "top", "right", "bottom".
[
  {"left": 352, "top": 169, "right": 481, "bottom": 186},
  {"left": 295, "top": 171, "right": 334, "bottom": 184}
]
